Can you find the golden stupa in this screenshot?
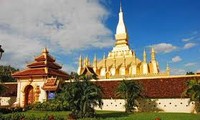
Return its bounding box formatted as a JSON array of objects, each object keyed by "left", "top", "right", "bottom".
[{"left": 77, "top": 3, "right": 170, "bottom": 79}]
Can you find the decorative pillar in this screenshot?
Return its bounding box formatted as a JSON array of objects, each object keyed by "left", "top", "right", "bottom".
[{"left": 34, "top": 86, "right": 41, "bottom": 102}]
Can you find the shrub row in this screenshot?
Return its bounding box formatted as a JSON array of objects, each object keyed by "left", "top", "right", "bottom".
[
  {"left": 0, "top": 113, "right": 65, "bottom": 120},
  {"left": 31, "top": 100, "right": 69, "bottom": 111},
  {"left": 0, "top": 107, "right": 23, "bottom": 114}
]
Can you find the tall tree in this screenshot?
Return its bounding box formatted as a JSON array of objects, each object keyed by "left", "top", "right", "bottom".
[
  {"left": 117, "top": 80, "right": 142, "bottom": 113},
  {"left": 59, "top": 73, "right": 103, "bottom": 118},
  {"left": 0, "top": 65, "right": 19, "bottom": 82},
  {"left": 184, "top": 79, "right": 200, "bottom": 112}
]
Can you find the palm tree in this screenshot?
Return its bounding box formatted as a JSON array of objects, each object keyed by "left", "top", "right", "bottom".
[
  {"left": 117, "top": 80, "right": 142, "bottom": 113},
  {"left": 184, "top": 79, "right": 200, "bottom": 112},
  {"left": 62, "top": 74, "right": 103, "bottom": 118}
]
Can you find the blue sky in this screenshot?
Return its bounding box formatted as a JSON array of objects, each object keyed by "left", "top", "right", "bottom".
[
  {"left": 100, "top": 0, "right": 200, "bottom": 74},
  {"left": 0, "top": 0, "right": 200, "bottom": 74}
]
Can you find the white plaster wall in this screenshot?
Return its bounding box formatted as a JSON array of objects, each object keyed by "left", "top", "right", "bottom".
[
  {"left": 0, "top": 97, "right": 16, "bottom": 107},
  {"left": 95, "top": 98, "right": 196, "bottom": 113},
  {"left": 153, "top": 98, "right": 195, "bottom": 113},
  {"left": 95, "top": 99, "right": 125, "bottom": 111}
]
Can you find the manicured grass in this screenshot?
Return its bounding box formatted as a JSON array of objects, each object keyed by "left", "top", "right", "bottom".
[
  {"left": 2, "top": 110, "right": 200, "bottom": 120},
  {"left": 3, "top": 110, "right": 70, "bottom": 120},
  {"left": 22, "top": 110, "right": 69, "bottom": 118},
  {"left": 95, "top": 111, "right": 200, "bottom": 120}
]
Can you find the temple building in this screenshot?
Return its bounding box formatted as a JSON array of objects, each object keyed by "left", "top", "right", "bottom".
[
  {"left": 77, "top": 3, "right": 170, "bottom": 78},
  {"left": 77, "top": 2, "right": 200, "bottom": 113},
  {"left": 0, "top": 1, "right": 199, "bottom": 113},
  {"left": 12, "top": 48, "right": 69, "bottom": 107}
]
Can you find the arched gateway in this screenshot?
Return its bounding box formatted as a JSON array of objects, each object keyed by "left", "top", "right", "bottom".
[{"left": 24, "top": 85, "right": 34, "bottom": 106}]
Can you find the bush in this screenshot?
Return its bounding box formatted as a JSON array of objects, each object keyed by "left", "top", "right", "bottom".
[
  {"left": 0, "top": 107, "right": 23, "bottom": 114},
  {"left": 31, "top": 99, "right": 69, "bottom": 111},
  {"left": 1, "top": 113, "right": 65, "bottom": 120},
  {"left": 1, "top": 113, "right": 25, "bottom": 120}
]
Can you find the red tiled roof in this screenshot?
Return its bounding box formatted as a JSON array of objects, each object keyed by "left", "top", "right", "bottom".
[
  {"left": 95, "top": 76, "right": 200, "bottom": 99},
  {"left": 12, "top": 68, "right": 69, "bottom": 79},
  {"left": 12, "top": 48, "right": 69, "bottom": 80},
  {"left": 12, "top": 68, "right": 46, "bottom": 77},
  {"left": 48, "top": 69, "right": 69, "bottom": 79},
  {"left": 42, "top": 78, "right": 59, "bottom": 91},
  {"left": 42, "top": 86, "right": 58, "bottom": 91},
  {"left": 27, "top": 61, "right": 62, "bottom": 69},
  {"left": 35, "top": 54, "right": 55, "bottom": 62}
]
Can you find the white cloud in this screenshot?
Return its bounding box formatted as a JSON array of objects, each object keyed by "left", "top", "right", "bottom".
[
  {"left": 0, "top": 0, "right": 113, "bottom": 70},
  {"left": 172, "top": 56, "right": 182, "bottom": 63},
  {"left": 183, "top": 43, "right": 197, "bottom": 49},
  {"left": 182, "top": 37, "right": 194, "bottom": 42},
  {"left": 185, "top": 62, "right": 196, "bottom": 67},
  {"left": 170, "top": 68, "right": 186, "bottom": 75},
  {"left": 197, "top": 69, "right": 200, "bottom": 73},
  {"left": 151, "top": 43, "right": 177, "bottom": 53}
]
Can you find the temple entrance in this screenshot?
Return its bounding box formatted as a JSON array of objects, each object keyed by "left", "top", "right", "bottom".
[{"left": 24, "top": 85, "right": 34, "bottom": 106}]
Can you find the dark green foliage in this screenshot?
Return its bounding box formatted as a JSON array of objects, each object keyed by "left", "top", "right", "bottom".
[
  {"left": 63, "top": 74, "right": 103, "bottom": 118},
  {"left": 117, "top": 80, "right": 142, "bottom": 113},
  {"left": 0, "top": 113, "right": 25, "bottom": 120},
  {"left": 0, "top": 112, "right": 65, "bottom": 120},
  {"left": 0, "top": 65, "right": 19, "bottom": 82},
  {"left": 184, "top": 79, "right": 200, "bottom": 112},
  {"left": 31, "top": 99, "right": 69, "bottom": 111},
  {"left": 0, "top": 107, "right": 23, "bottom": 114},
  {"left": 0, "top": 84, "right": 6, "bottom": 95},
  {"left": 186, "top": 72, "right": 195, "bottom": 75}
]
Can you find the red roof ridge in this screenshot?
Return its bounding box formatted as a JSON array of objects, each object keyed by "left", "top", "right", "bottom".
[{"left": 12, "top": 48, "right": 69, "bottom": 80}]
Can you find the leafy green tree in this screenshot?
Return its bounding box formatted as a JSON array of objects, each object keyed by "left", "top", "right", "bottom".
[
  {"left": 0, "top": 65, "right": 19, "bottom": 82},
  {"left": 184, "top": 80, "right": 200, "bottom": 112},
  {"left": 0, "top": 84, "right": 6, "bottom": 96},
  {"left": 117, "top": 80, "right": 142, "bottom": 113},
  {"left": 186, "top": 72, "right": 195, "bottom": 75},
  {"left": 59, "top": 73, "right": 103, "bottom": 118}
]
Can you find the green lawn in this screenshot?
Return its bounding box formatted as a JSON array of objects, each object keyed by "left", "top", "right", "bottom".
[
  {"left": 96, "top": 111, "right": 200, "bottom": 120},
  {"left": 2, "top": 110, "right": 200, "bottom": 120}
]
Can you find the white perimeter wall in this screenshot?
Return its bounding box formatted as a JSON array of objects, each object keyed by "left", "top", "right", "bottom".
[
  {"left": 0, "top": 97, "right": 16, "bottom": 107},
  {"left": 95, "top": 98, "right": 196, "bottom": 113}
]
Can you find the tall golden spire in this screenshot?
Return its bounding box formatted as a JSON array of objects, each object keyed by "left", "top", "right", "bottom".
[
  {"left": 115, "top": 0, "right": 129, "bottom": 46},
  {"left": 103, "top": 53, "right": 106, "bottom": 68},
  {"left": 93, "top": 54, "right": 97, "bottom": 68},
  {"left": 143, "top": 49, "right": 147, "bottom": 63},
  {"left": 151, "top": 47, "right": 156, "bottom": 61},
  {"left": 166, "top": 63, "right": 170, "bottom": 75},
  {"left": 85, "top": 56, "right": 90, "bottom": 66}
]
